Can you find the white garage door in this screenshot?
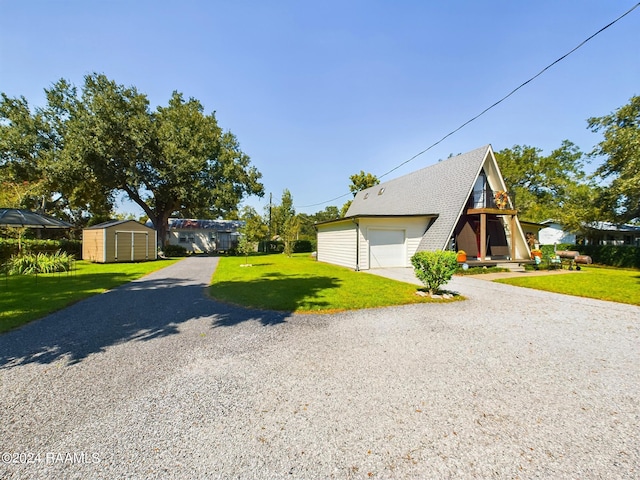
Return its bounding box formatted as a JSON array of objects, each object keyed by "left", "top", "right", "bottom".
[{"left": 369, "top": 229, "right": 405, "bottom": 268}]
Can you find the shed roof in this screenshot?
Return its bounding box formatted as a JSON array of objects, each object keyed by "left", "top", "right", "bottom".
[
  {"left": 346, "top": 145, "right": 491, "bottom": 250},
  {"left": 85, "top": 219, "right": 154, "bottom": 230}
]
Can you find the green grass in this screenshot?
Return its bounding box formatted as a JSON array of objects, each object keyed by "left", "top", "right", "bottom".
[
  {"left": 496, "top": 266, "right": 640, "bottom": 306},
  {"left": 0, "top": 258, "right": 181, "bottom": 333},
  {"left": 209, "top": 253, "right": 461, "bottom": 313}
]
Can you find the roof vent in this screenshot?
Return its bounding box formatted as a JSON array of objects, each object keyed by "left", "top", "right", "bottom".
[
  {"left": 364, "top": 193, "right": 369, "bottom": 199},
  {"left": 378, "top": 187, "right": 385, "bottom": 195}
]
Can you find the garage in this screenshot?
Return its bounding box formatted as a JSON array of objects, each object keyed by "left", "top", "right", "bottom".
[{"left": 368, "top": 229, "right": 405, "bottom": 268}]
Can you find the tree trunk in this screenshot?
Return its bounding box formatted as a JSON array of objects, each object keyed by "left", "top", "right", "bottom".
[
  {"left": 155, "top": 212, "right": 171, "bottom": 248},
  {"left": 122, "top": 186, "right": 174, "bottom": 248}
]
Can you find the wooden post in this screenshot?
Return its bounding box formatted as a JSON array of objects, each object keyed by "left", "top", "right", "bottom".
[
  {"left": 510, "top": 214, "right": 516, "bottom": 260},
  {"left": 480, "top": 213, "right": 486, "bottom": 261}
]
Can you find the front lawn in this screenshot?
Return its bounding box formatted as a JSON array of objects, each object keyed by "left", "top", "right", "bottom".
[
  {"left": 495, "top": 266, "right": 640, "bottom": 306},
  {"left": 0, "top": 258, "right": 181, "bottom": 333},
  {"left": 209, "top": 254, "right": 460, "bottom": 313}
]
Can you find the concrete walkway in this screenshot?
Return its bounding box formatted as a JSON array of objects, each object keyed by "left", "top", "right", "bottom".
[{"left": 1, "top": 257, "right": 639, "bottom": 479}]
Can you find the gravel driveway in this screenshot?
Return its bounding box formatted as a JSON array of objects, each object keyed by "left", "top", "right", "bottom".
[{"left": 1, "top": 257, "right": 638, "bottom": 479}]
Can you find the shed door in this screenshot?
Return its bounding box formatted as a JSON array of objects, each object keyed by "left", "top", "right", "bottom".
[{"left": 369, "top": 229, "right": 405, "bottom": 268}]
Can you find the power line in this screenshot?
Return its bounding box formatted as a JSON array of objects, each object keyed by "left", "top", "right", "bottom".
[{"left": 295, "top": 2, "right": 639, "bottom": 210}]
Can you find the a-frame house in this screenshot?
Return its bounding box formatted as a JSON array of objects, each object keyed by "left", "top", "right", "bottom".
[{"left": 316, "top": 145, "right": 531, "bottom": 270}]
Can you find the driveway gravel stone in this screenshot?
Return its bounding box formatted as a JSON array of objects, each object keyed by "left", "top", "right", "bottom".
[{"left": 1, "top": 257, "right": 638, "bottom": 479}]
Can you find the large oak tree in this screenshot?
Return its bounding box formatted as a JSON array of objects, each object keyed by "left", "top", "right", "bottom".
[
  {"left": 1, "top": 81, "right": 115, "bottom": 221},
  {"left": 1, "top": 74, "right": 264, "bottom": 244}
]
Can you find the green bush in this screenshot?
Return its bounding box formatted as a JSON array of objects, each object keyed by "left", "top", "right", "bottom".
[
  {"left": 540, "top": 243, "right": 574, "bottom": 259},
  {"left": 576, "top": 244, "right": 640, "bottom": 269},
  {"left": 539, "top": 243, "right": 640, "bottom": 269},
  {"left": 410, "top": 250, "right": 458, "bottom": 294},
  {"left": 258, "top": 240, "right": 284, "bottom": 253},
  {"left": 162, "top": 244, "right": 188, "bottom": 257},
  {"left": 292, "top": 239, "right": 313, "bottom": 253},
  {"left": 6, "top": 250, "right": 74, "bottom": 275},
  {"left": 0, "top": 238, "right": 81, "bottom": 261}
]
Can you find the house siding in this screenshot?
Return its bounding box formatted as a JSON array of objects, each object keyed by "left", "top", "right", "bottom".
[
  {"left": 168, "top": 230, "right": 213, "bottom": 253},
  {"left": 539, "top": 223, "right": 577, "bottom": 245},
  {"left": 82, "top": 229, "right": 104, "bottom": 262},
  {"left": 164, "top": 219, "right": 243, "bottom": 253},
  {"left": 317, "top": 220, "right": 358, "bottom": 269}
]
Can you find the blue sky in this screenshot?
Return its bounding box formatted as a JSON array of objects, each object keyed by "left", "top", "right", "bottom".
[{"left": 1, "top": 1, "right": 638, "bottom": 216}]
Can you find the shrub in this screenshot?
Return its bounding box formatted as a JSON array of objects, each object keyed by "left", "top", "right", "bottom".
[
  {"left": 162, "top": 244, "right": 188, "bottom": 257},
  {"left": 539, "top": 244, "right": 640, "bottom": 269},
  {"left": 410, "top": 250, "right": 458, "bottom": 294},
  {"left": 576, "top": 244, "right": 640, "bottom": 269},
  {"left": 292, "top": 239, "right": 313, "bottom": 253},
  {"left": 237, "top": 235, "right": 254, "bottom": 262},
  {"left": 258, "top": 240, "right": 284, "bottom": 253},
  {"left": 540, "top": 243, "right": 574, "bottom": 259},
  {"left": 0, "top": 238, "right": 81, "bottom": 261},
  {"left": 6, "top": 250, "right": 74, "bottom": 275}
]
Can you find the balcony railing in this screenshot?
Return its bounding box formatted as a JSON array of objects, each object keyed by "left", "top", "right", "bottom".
[{"left": 467, "top": 189, "right": 499, "bottom": 209}]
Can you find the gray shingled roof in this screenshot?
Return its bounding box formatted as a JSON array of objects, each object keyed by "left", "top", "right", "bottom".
[{"left": 346, "top": 145, "right": 490, "bottom": 251}]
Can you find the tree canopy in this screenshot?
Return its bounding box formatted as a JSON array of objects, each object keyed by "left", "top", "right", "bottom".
[
  {"left": 238, "top": 206, "right": 268, "bottom": 262},
  {"left": 348, "top": 170, "right": 379, "bottom": 196},
  {"left": 588, "top": 95, "right": 640, "bottom": 223},
  {"left": 0, "top": 74, "right": 264, "bottom": 244},
  {"left": 341, "top": 170, "right": 379, "bottom": 216},
  {"left": 495, "top": 141, "right": 602, "bottom": 229},
  {"left": 270, "top": 189, "right": 299, "bottom": 256}
]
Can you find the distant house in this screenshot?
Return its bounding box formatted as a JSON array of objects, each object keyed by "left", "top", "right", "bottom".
[
  {"left": 519, "top": 220, "right": 545, "bottom": 247},
  {"left": 83, "top": 220, "right": 157, "bottom": 263},
  {"left": 316, "top": 145, "right": 531, "bottom": 270},
  {"left": 539, "top": 220, "right": 640, "bottom": 246},
  {"left": 538, "top": 220, "right": 577, "bottom": 246},
  {"left": 584, "top": 222, "right": 640, "bottom": 246},
  {"left": 164, "top": 219, "right": 244, "bottom": 253}
]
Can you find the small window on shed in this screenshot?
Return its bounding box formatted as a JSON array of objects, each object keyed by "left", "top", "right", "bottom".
[{"left": 378, "top": 187, "right": 385, "bottom": 195}]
